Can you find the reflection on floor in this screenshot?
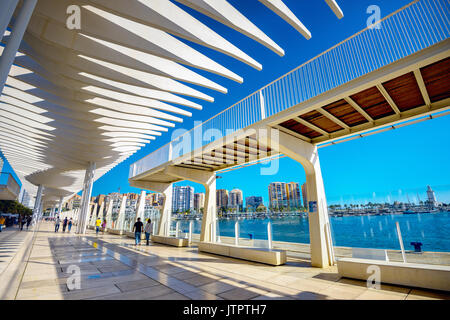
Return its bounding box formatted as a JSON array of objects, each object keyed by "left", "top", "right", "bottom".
[{"left": 6, "top": 222, "right": 450, "bottom": 300}]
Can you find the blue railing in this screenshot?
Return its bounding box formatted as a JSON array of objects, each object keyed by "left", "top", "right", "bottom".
[{"left": 129, "top": 0, "right": 450, "bottom": 179}]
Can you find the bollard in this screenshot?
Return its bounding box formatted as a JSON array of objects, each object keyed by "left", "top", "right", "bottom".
[
  {"left": 267, "top": 222, "right": 273, "bottom": 249},
  {"left": 235, "top": 221, "right": 240, "bottom": 246},
  {"left": 188, "top": 220, "right": 193, "bottom": 245}
]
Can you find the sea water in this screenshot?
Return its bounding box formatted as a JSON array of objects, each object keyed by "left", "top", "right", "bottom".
[{"left": 177, "top": 212, "right": 450, "bottom": 252}]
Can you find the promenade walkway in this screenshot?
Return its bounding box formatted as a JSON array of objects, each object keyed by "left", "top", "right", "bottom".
[{"left": 1, "top": 221, "right": 449, "bottom": 300}]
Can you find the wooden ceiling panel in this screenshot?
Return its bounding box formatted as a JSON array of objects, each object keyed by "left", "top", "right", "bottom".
[
  {"left": 279, "top": 119, "right": 322, "bottom": 138},
  {"left": 382, "top": 72, "right": 425, "bottom": 112},
  {"left": 350, "top": 86, "right": 395, "bottom": 120},
  {"left": 299, "top": 110, "right": 343, "bottom": 133},
  {"left": 323, "top": 99, "right": 368, "bottom": 127},
  {"left": 420, "top": 57, "right": 450, "bottom": 103}
]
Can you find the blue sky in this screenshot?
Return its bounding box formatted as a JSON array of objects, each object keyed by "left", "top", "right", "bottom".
[{"left": 2, "top": 0, "right": 449, "bottom": 205}]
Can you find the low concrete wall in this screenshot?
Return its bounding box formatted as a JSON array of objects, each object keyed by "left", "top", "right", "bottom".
[
  {"left": 198, "top": 242, "right": 287, "bottom": 266},
  {"left": 107, "top": 229, "right": 123, "bottom": 236},
  {"left": 337, "top": 258, "right": 450, "bottom": 292},
  {"left": 151, "top": 235, "right": 189, "bottom": 247}
]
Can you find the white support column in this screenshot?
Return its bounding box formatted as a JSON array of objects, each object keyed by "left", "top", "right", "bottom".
[
  {"left": 116, "top": 195, "right": 127, "bottom": 230},
  {"left": 76, "top": 162, "right": 96, "bottom": 234},
  {"left": 261, "top": 127, "right": 334, "bottom": 268},
  {"left": 0, "top": 0, "right": 37, "bottom": 92},
  {"left": 129, "top": 181, "right": 173, "bottom": 237},
  {"left": 89, "top": 203, "right": 98, "bottom": 227},
  {"left": 134, "top": 190, "right": 147, "bottom": 225},
  {"left": 95, "top": 201, "right": 104, "bottom": 226},
  {"left": 58, "top": 196, "right": 63, "bottom": 218},
  {"left": 158, "top": 185, "right": 173, "bottom": 236},
  {"left": 165, "top": 167, "right": 217, "bottom": 243},
  {"left": 32, "top": 184, "right": 43, "bottom": 225},
  {"left": 105, "top": 199, "right": 113, "bottom": 229},
  {"left": 0, "top": 0, "right": 19, "bottom": 42}
]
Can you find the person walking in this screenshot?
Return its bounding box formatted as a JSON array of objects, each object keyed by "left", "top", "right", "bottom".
[
  {"left": 68, "top": 218, "right": 73, "bottom": 232},
  {"left": 144, "top": 218, "right": 153, "bottom": 246},
  {"left": 95, "top": 217, "right": 102, "bottom": 235},
  {"left": 102, "top": 219, "right": 107, "bottom": 233},
  {"left": 55, "top": 216, "right": 61, "bottom": 232},
  {"left": 132, "top": 218, "right": 144, "bottom": 246},
  {"left": 26, "top": 216, "right": 32, "bottom": 230},
  {"left": 62, "top": 217, "right": 68, "bottom": 232},
  {"left": 0, "top": 216, "right": 5, "bottom": 232},
  {"left": 18, "top": 215, "right": 24, "bottom": 231}
]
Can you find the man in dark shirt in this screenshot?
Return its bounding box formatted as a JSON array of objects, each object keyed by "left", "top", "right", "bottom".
[{"left": 133, "top": 218, "right": 144, "bottom": 246}]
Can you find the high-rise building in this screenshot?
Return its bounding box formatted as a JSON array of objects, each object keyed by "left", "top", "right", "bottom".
[
  {"left": 172, "top": 186, "right": 194, "bottom": 213},
  {"left": 20, "top": 188, "right": 32, "bottom": 208},
  {"left": 268, "top": 182, "right": 301, "bottom": 209},
  {"left": 147, "top": 193, "right": 164, "bottom": 207},
  {"left": 65, "top": 194, "right": 82, "bottom": 210},
  {"left": 194, "top": 193, "right": 205, "bottom": 211},
  {"left": 426, "top": 185, "right": 438, "bottom": 207},
  {"left": 216, "top": 189, "right": 229, "bottom": 210},
  {"left": 125, "top": 193, "right": 139, "bottom": 200},
  {"left": 246, "top": 196, "right": 263, "bottom": 211},
  {"left": 301, "top": 183, "right": 307, "bottom": 208},
  {"left": 95, "top": 194, "right": 105, "bottom": 207},
  {"left": 229, "top": 189, "right": 243, "bottom": 211}
]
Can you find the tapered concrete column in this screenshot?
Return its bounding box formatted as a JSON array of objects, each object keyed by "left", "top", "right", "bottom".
[
  {"left": 105, "top": 199, "right": 113, "bottom": 229},
  {"left": 116, "top": 195, "right": 127, "bottom": 230},
  {"left": 260, "top": 128, "right": 334, "bottom": 268},
  {"left": 76, "top": 162, "right": 96, "bottom": 234},
  {"left": 0, "top": 0, "right": 19, "bottom": 42},
  {"left": 129, "top": 181, "right": 173, "bottom": 236},
  {"left": 134, "top": 190, "right": 147, "bottom": 226},
  {"left": 0, "top": 0, "right": 37, "bottom": 92},
  {"left": 32, "top": 184, "right": 43, "bottom": 225},
  {"left": 89, "top": 203, "right": 98, "bottom": 226},
  {"left": 58, "top": 196, "right": 63, "bottom": 218},
  {"left": 95, "top": 201, "right": 104, "bottom": 225},
  {"left": 165, "top": 167, "right": 217, "bottom": 242}
]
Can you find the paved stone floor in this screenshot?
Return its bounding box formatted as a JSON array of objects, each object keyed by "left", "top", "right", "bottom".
[
  {"left": 3, "top": 222, "right": 450, "bottom": 300},
  {"left": 0, "top": 225, "right": 30, "bottom": 274}
]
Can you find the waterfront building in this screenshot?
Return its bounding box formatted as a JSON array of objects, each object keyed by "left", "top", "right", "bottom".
[
  {"left": 65, "top": 194, "right": 82, "bottom": 210},
  {"left": 229, "top": 189, "right": 243, "bottom": 211},
  {"left": 20, "top": 188, "right": 31, "bottom": 208},
  {"left": 269, "top": 182, "right": 302, "bottom": 209},
  {"left": 125, "top": 193, "right": 139, "bottom": 201},
  {"left": 194, "top": 193, "right": 205, "bottom": 211},
  {"left": 302, "top": 183, "right": 308, "bottom": 209},
  {"left": 246, "top": 196, "right": 263, "bottom": 211},
  {"left": 95, "top": 194, "right": 105, "bottom": 207},
  {"left": 172, "top": 186, "right": 194, "bottom": 213},
  {"left": 147, "top": 193, "right": 164, "bottom": 207},
  {"left": 216, "top": 189, "right": 229, "bottom": 211}
]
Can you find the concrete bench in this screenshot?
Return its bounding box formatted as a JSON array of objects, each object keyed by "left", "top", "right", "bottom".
[
  {"left": 151, "top": 235, "right": 189, "bottom": 247},
  {"left": 198, "top": 242, "right": 287, "bottom": 266},
  {"left": 337, "top": 257, "right": 450, "bottom": 292},
  {"left": 352, "top": 247, "right": 389, "bottom": 261},
  {"left": 107, "top": 229, "right": 123, "bottom": 235}
]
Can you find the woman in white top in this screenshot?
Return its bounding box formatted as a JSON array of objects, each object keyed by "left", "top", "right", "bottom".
[{"left": 144, "top": 218, "right": 153, "bottom": 246}]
